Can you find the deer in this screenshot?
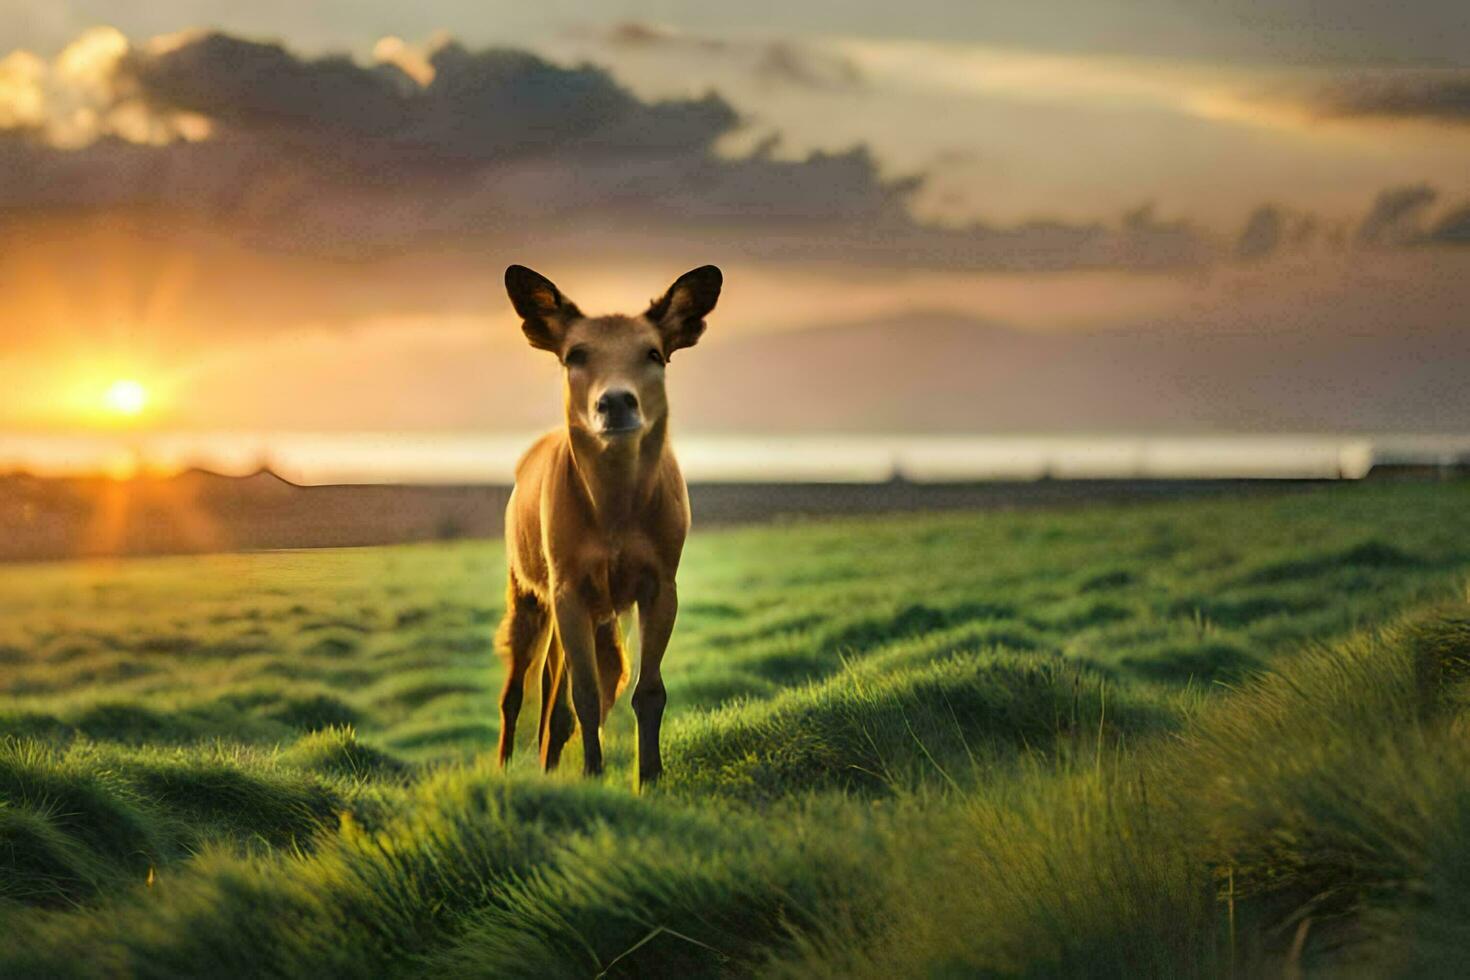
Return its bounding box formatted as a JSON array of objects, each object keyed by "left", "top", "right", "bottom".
[{"left": 494, "top": 264, "right": 722, "bottom": 786}]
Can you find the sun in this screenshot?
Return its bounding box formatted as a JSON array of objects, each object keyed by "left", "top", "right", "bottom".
[{"left": 103, "top": 379, "right": 149, "bottom": 417}]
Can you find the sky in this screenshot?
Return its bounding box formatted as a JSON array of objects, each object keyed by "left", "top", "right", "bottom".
[{"left": 0, "top": 1, "right": 1467, "bottom": 438}]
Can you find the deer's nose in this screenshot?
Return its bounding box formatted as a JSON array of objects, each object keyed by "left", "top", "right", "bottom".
[{"left": 596, "top": 390, "right": 639, "bottom": 415}]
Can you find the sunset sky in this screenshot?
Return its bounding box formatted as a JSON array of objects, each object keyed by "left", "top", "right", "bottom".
[{"left": 1, "top": 2, "right": 1467, "bottom": 438}]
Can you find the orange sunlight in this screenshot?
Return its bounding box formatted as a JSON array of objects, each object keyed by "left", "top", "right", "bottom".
[
  {"left": 46, "top": 364, "right": 176, "bottom": 430},
  {"left": 103, "top": 378, "right": 148, "bottom": 417}
]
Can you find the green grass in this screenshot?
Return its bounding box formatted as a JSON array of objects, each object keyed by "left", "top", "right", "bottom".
[{"left": 2, "top": 480, "right": 1470, "bottom": 975}]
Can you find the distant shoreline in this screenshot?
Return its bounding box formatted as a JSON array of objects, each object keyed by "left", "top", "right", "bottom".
[
  {"left": 5, "top": 432, "right": 1470, "bottom": 486},
  {"left": 2, "top": 469, "right": 1440, "bottom": 564}
]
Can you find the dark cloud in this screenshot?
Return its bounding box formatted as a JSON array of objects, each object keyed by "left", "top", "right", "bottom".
[
  {"left": 1236, "top": 204, "right": 1284, "bottom": 260},
  {"left": 1348, "top": 185, "right": 1470, "bottom": 250},
  {"left": 4, "top": 28, "right": 1467, "bottom": 293},
  {"left": 1230, "top": 189, "right": 1468, "bottom": 258},
  {"left": 0, "top": 30, "right": 1212, "bottom": 275},
  {"left": 126, "top": 33, "right": 413, "bottom": 138},
  {"left": 124, "top": 34, "right": 738, "bottom": 165},
  {"left": 1307, "top": 70, "right": 1470, "bottom": 125},
  {"left": 1116, "top": 204, "right": 1209, "bottom": 268},
  {"left": 1427, "top": 203, "right": 1470, "bottom": 244},
  {"left": 1233, "top": 205, "right": 1322, "bottom": 260},
  {"left": 1357, "top": 185, "right": 1439, "bottom": 245}
]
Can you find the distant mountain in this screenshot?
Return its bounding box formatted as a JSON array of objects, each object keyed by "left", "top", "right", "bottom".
[
  {"left": 673, "top": 310, "right": 1470, "bottom": 433},
  {"left": 171, "top": 466, "right": 300, "bottom": 501}
]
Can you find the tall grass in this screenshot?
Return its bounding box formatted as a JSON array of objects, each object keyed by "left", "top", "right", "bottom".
[
  {"left": 1, "top": 481, "right": 1469, "bottom": 974},
  {"left": 780, "top": 608, "right": 1470, "bottom": 977}
]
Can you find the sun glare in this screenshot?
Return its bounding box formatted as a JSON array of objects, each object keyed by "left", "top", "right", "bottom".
[{"left": 103, "top": 378, "right": 148, "bottom": 417}]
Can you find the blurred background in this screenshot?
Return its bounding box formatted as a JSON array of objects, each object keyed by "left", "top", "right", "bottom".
[{"left": 2, "top": 1, "right": 1468, "bottom": 557}]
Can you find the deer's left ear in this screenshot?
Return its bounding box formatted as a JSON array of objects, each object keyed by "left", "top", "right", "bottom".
[{"left": 645, "top": 265, "right": 722, "bottom": 357}]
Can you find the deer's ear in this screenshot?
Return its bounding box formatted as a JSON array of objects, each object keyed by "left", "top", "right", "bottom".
[
  {"left": 505, "top": 265, "right": 582, "bottom": 352},
  {"left": 644, "top": 265, "right": 722, "bottom": 357}
]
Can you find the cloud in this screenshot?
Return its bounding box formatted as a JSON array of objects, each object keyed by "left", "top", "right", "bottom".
[
  {"left": 1235, "top": 204, "right": 1284, "bottom": 260},
  {"left": 752, "top": 41, "right": 865, "bottom": 92},
  {"left": 1347, "top": 184, "right": 1470, "bottom": 250},
  {"left": 593, "top": 20, "right": 866, "bottom": 92},
  {"left": 1305, "top": 70, "right": 1470, "bottom": 125},
  {"left": 798, "top": 37, "right": 1468, "bottom": 139},
  {"left": 0, "top": 25, "right": 210, "bottom": 146},
  {"left": 601, "top": 21, "right": 718, "bottom": 51},
  {"left": 0, "top": 28, "right": 1220, "bottom": 278},
  {"left": 126, "top": 31, "right": 414, "bottom": 139},
  {"left": 4, "top": 25, "right": 1466, "bottom": 352},
  {"left": 122, "top": 32, "right": 739, "bottom": 163},
  {"left": 1229, "top": 189, "right": 1470, "bottom": 260},
  {"left": 1357, "top": 184, "right": 1439, "bottom": 245},
  {"left": 1233, "top": 204, "right": 1323, "bottom": 260},
  {"left": 1427, "top": 204, "right": 1470, "bottom": 244}
]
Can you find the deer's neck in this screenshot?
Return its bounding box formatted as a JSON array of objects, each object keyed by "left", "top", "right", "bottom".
[{"left": 567, "top": 419, "right": 667, "bottom": 531}]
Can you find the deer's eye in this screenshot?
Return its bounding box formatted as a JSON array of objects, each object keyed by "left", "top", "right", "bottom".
[
  {"left": 564, "top": 346, "right": 588, "bottom": 367},
  {"left": 647, "top": 347, "right": 664, "bottom": 365}
]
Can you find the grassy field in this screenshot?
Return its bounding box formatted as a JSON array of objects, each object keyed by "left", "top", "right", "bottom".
[{"left": 2, "top": 480, "right": 1470, "bottom": 976}]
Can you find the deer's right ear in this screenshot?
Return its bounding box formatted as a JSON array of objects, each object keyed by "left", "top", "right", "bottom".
[{"left": 505, "top": 265, "right": 582, "bottom": 352}]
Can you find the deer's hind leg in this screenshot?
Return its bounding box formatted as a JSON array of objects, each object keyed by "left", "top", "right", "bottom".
[
  {"left": 539, "top": 630, "right": 576, "bottom": 771},
  {"left": 595, "top": 619, "right": 630, "bottom": 724},
  {"left": 495, "top": 577, "right": 550, "bottom": 768}
]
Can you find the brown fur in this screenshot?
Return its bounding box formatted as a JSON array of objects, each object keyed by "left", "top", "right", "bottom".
[{"left": 495, "top": 264, "right": 722, "bottom": 783}]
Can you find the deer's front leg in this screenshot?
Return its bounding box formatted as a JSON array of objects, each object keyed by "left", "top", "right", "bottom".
[
  {"left": 634, "top": 579, "right": 677, "bottom": 788},
  {"left": 553, "top": 589, "right": 604, "bottom": 777}
]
